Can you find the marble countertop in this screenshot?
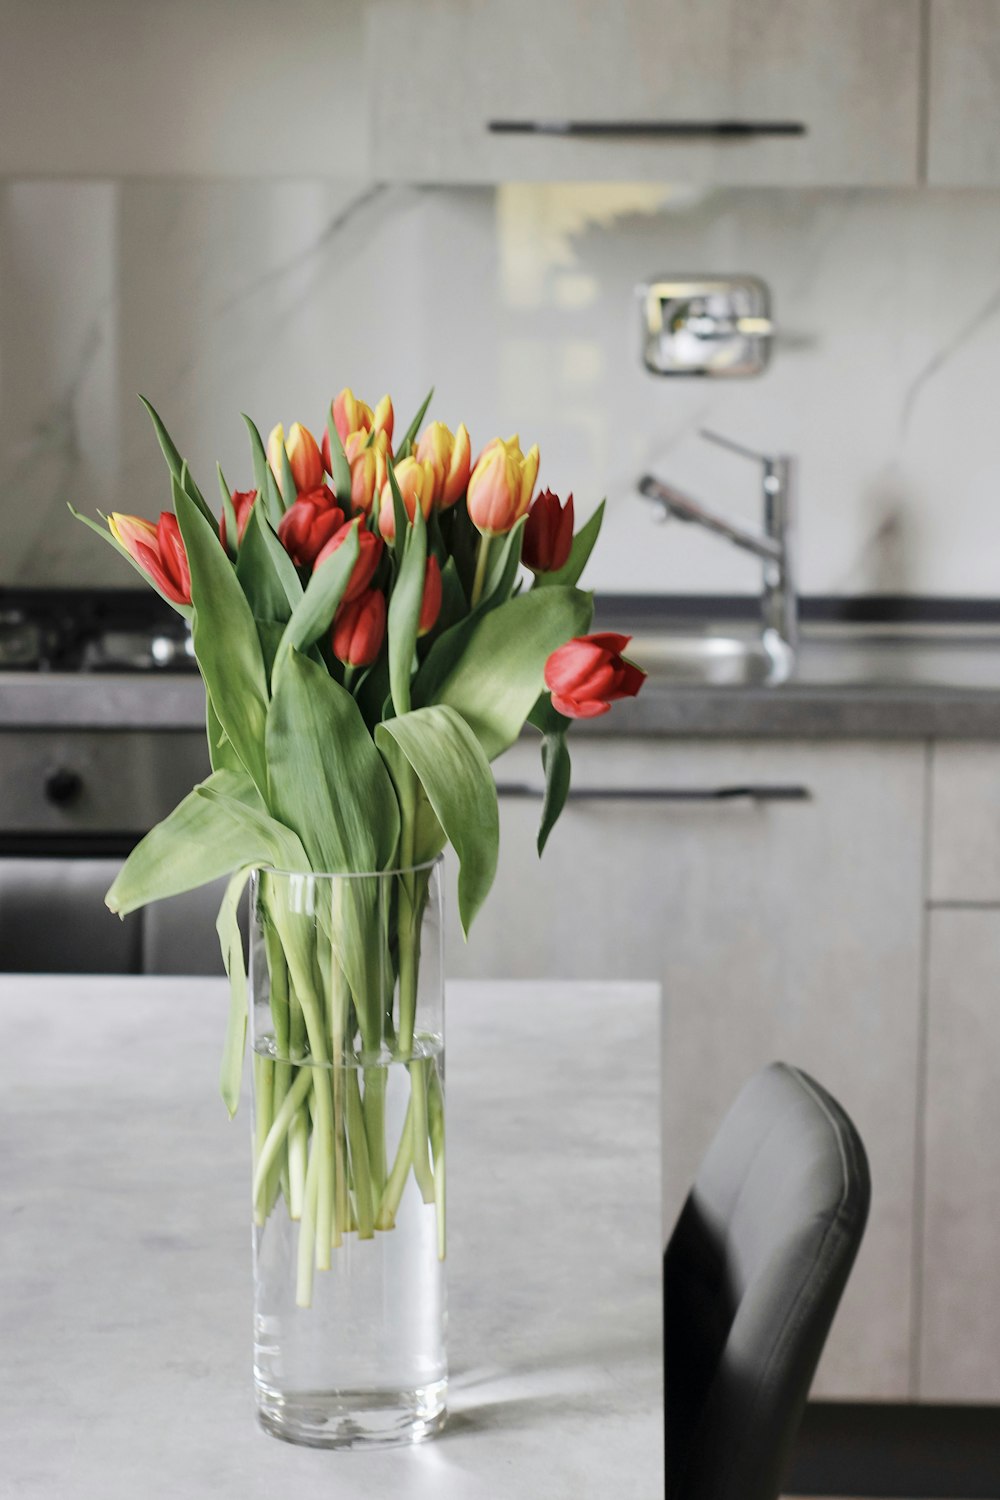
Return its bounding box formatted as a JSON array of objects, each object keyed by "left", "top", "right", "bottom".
[{"left": 1, "top": 976, "right": 663, "bottom": 1499}]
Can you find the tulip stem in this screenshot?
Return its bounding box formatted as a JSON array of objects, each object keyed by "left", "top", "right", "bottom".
[
  {"left": 342, "top": 665, "right": 356, "bottom": 693},
  {"left": 470, "top": 534, "right": 492, "bottom": 608}
]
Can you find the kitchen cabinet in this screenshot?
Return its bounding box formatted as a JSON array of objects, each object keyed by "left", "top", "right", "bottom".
[
  {"left": 926, "top": 0, "right": 1000, "bottom": 185},
  {"left": 921, "top": 908, "right": 1000, "bottom": 1401},
  {"left": 447, "top": 736, "right": 927, "bottom": 1398},
  {"left": 919, "top": 741, "right": 1000, "bottom": 1399},
  {"left": 368, "top": 0, "right": 922, "bottom": 186}
]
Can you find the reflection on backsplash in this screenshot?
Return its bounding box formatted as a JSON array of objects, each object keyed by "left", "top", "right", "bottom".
[{"left": 2, "top": 178, "right": 1000, "bottom": 596}]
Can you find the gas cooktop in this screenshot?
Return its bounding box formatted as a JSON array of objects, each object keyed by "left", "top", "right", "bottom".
[{"left": 0, "top": 589, "right": 196, "bottom": 673}]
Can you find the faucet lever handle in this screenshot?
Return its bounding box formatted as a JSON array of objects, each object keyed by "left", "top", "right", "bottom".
[{"left": 699, "top": 427, "right": 778, "bottom": 468}]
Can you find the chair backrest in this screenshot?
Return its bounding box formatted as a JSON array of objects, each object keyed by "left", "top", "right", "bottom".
[{"left": 663, "top": 1062, "right": 870, "bottom": 1500}]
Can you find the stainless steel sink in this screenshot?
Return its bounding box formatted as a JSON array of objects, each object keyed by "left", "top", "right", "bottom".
[
  {"left": 626, "top": 625, "right": 1000, "bottom": 693},
  {"left": 628, "top": 633, "right": 779, "bottom": 686}
]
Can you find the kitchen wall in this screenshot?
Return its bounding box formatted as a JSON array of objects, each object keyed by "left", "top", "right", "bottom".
[{"left": 3, "top": 175, "right": 1000, "bottom": 598}]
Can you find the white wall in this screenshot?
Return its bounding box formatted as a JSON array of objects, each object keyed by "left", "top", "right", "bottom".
[{"left": 2, "top": 177, "right": 999, "bottom": 597}]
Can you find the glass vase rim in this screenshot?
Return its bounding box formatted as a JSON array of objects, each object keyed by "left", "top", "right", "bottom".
[{"left": 251, "top": 855, "right": 444, "bottom": 883}]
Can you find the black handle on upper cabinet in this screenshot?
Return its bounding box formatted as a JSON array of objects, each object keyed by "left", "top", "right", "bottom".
[
  {"left": 495, "top": 784, "right": 811, "bottom": 804},
  {"left": 487, "top": 119, "right": 807, "bottom": 139}
]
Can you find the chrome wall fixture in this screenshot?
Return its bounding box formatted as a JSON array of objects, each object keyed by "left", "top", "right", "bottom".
[{"left": 636, "top": 275, "right": 774, "bottom": 377}]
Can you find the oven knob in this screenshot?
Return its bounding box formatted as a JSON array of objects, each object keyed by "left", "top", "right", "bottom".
[{"left": 44, "top": 768, "right": 83, "bottom": 806}]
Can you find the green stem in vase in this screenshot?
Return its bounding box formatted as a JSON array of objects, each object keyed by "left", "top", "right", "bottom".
[
  {"left": 345, "top": 1071, "right": 375, "bottom": 1239},
  {"left": 375, "top": 1090, "right": 415, "bottom": 1231},
  {"left": 252, "top": 1053, "right": 275, "bottom": 1227},
  {"left": 362, "top": 1065, "right": 388, "bottom": 1202},
  {"left": 252, "top": 1064, "right": 313, "bottom": 1211},
  {"left": 409, "top": 1057, "right": 436, "bottom": 1206},
  {"left": 428, "top": 1058, "right": 446, "bottom": 1262},
  {"left": 296, "top": 1123, "right": 321, "bottom": 1309}
]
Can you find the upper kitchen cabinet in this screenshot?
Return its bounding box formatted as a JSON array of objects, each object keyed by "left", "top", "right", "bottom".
[
  {"left": 0, "top": 0, "right": 369, "bottom": 177},
  {"left": 927, "top": 1, "right": 1000, "bottom": 184},
  {"left": 368, "top": 0, "right": 922, "bottom": 186}
]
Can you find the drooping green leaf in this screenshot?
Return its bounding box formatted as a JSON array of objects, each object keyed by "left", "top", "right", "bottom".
[
  {"left": 217, "top": 866, "right": 253, "bottom": 1118},
  {"left": 266, "top": 647, "right": 401, "bottom": 873},
  {"left": 272, "top": 522, "right": 359, "bottom": 676},
  {"left": 67, "top": 503, "right": 193, "bottom": 619},
  {"left": 106, "top": 769, "right": 271, "bottom": 916},
  {"left": 428, "top": 586, "right": 593, "bottom": 760},
  {"left": 206, "top": 693, "right": 244, "bottom": 776},
  {"left": 196, "top": 779, "right": 310, "bottom": 871},
  {"left": 325, "top": 413, "right": 353, "bottom": 511},
  {"left": 537, "top": 730, "right": 571, "bottom": 856},
  {"left": 395, "top": 386, "right": 434, "bottom": 460},
  {"left": 533, "top": 499, "right": 605, "bottom": 589},
  {"left": 173, "top": 481, "right": 270, "bottom": 794},
  {"left": 387, "top": 497, "right": 426, "bottom": 718},
  {"left": 376, "top": 704, "right": 499, "bottom": 936}
]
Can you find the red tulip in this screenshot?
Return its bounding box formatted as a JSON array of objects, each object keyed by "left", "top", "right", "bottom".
[
  {"left": 220, "top": 488, "right": 256, "bottom": 551},
  {"left": 315, "top": 519, "right": 384, "bottom": 601},
  {"left": 277, "top": 489, "right": 344, "bottom": 567},
  {"left": 418, "top": 555, "right": 443, "bottom": 637},
  {"left": 544, "top": 633, "right": 646, "bottom": 719},
  {"left": 523, "top": 489, "right": 574, "bottom": 574},
  {"left": 332, "top": 587, "right": 387, "bottom": 668},
  {"left": 108, "top": 512, "right": 191, "bottom": 606}
]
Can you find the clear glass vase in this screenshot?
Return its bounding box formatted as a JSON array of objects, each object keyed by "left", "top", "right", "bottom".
[{"left": 248, "top": 860, "right": 446, "bottom": 1449}]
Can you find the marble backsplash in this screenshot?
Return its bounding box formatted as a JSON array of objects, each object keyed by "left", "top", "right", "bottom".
[{"left": 2, "top": 178, "right": 999, "bottom": 597}]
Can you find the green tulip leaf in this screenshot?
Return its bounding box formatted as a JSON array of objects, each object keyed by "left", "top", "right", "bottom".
[
  {"left": 537, "top": 729, "right": 572, "bottom": 856},
  {"left": 271, "top": 522, "right": 359, "bottom": 678},
  {"left": 533, "top": 499, "right": 605, "bottom": 589},
  {"left": 419, "top": 586, "right": 593, "bottom": 760},
  {"left": 236, "top": 502, "right": 302, "bottom": 624},
  {"left": 217, "top": 464, "right": 240, "bottom": 559},
  {"left": 266, "top": 647, "right": 401, "bottom": 874},
  {"left": 217, "top": 865, "right": 254, "bottom": 1119},
  {"left": 242, "top": 413, "right": 286, "bottom": 527},
  {"left": 106, "top": 768, "right": 283, "bottom": 916},
  {"left": 376, "top": 704, "right": 499, "bottom": 937},
  {"left": 325, "top": 413, "right": 354, "bottom": 512},
  {"left": 387, "top": 492, "right": 427, "bottom": 718},
  {"left": 173, "top": 481, "right": 270, "bottom": 796},
  {"left": 396, "top": 386, "right": 434, "bottom": 460}
]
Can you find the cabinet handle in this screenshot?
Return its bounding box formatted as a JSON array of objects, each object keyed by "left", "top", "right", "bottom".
[
  {"left": 487, "top": 119, "right": 807, "bottom": 139},
  {"left": 495, "top": 783, "right": 811, "bottom": 804}
]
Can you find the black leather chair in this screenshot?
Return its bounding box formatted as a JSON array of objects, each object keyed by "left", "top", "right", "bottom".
[{"left": 664, "top": 1062, "right": 871, "bottom": 1500}]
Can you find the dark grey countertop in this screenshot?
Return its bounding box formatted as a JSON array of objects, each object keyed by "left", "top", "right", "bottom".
[{"left": 3, "top": 660, "right": 1000, "bottom": 738}]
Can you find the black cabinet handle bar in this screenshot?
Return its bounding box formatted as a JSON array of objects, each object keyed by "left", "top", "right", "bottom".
[
  {"left": 495, "top": 784, "right": 811, "bottom": 804},
  {"left": 487, "top": 119, "right": 807, "bottom": 139}
]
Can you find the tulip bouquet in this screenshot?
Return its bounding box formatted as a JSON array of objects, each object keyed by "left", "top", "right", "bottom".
[{"left": 72, "top": 388, "right": 644, "bottom": 1308}]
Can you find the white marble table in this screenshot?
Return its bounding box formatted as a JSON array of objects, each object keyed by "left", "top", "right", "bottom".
[{"left": 1, "top": 976, "right": 663, "bottom": 1498}]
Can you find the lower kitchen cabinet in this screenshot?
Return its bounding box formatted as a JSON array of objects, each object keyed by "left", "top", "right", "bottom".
[
  {"left": 448, "top": 736, "right": 928, "bottom": 1399},
  {"left": 921, "top": 913, "right": 1000, "bottom": 1401}
]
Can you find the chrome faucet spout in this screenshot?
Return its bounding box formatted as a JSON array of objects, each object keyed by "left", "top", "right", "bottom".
[
  {"left": 637, "top": 475, "right": 781, "bottom": 563},
  {"left": 637, "top": 432, "right": 797, "bottom": 671}
]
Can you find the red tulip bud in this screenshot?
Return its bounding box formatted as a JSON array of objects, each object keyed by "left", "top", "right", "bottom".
[
  {"left": 220, "top": 488, "right": 256, "bottom": 551},
  {"left": 277, "top": 489, "right": 344, "bottom": 567},
  {"left": 108, "top": 511, "right": 191, "bottom": 606},
  {"left": 418, "top": 555, "right": 443, "bottom": 637},
  {"left": 268, "top": 422, "right": 324, "bottom": 497},
  {"left": 543, "top": 633, "right": 646, "bottom": 719},
  {"left": 467, "top": 435, "right": 539, "bottom": 537},
  {"left": 332, "top": 587, "right": 387, "bottom": 668},
  {"left": 523, "top": 489, "right": 574, "bottom": 574},
  {"left": 315, "top": 519, "right": 384, "bottom": 601}
]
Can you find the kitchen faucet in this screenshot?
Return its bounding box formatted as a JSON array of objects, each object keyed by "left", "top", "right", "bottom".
[{"left": 638, "top": 428, "right": 797, "bottom": 676}]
